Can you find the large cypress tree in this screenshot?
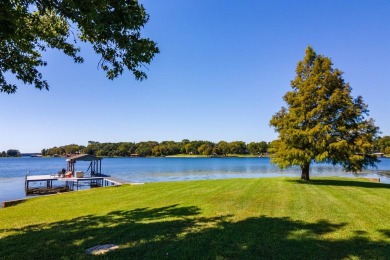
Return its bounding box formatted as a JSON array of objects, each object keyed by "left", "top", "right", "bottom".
[{"left": 269, "top": 47, "right": 379, "bottom": 181}]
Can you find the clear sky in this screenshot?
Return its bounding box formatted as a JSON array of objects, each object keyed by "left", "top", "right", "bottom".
[{"left": 1, "top": 0, "right": 389, "bottom": 153}]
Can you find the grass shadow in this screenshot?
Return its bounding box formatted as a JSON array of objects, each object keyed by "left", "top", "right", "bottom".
[
  {"left": 288, "top": 179, "right": 390, "bottom": 189},
  {"left": 1, "top": 205, "right": 389, "bottom": 259},
  {"left": 379, "top": 229, "right": 390, "bottom": 238}
]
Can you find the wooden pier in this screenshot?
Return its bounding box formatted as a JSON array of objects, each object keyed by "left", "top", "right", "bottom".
[
  {"left": 1, "top": 175, "right": 132, "bottom": 208},
  {"left": 103, "top": 177, "right": 130, "bottom": 185},
  {"left": 21, "top": 153, "right": 135, "bottom": 199},
  {"left": 25, "top": 175, "right": 129, "bottom": 195}
]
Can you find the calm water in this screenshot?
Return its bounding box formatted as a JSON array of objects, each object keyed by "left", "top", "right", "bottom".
[{"left": 1, "top": 157, "right": 390, "bottom": 204}]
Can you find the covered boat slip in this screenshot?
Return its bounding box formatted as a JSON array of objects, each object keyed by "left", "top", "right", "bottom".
[
  {"left": 25, "top": 154, "right": 128, "bottom": 195},
  {"left": 66, "top": 154, "right": 103, "bottom": 177}
]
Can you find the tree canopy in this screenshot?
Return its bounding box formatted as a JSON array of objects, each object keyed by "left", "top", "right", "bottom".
[
  {"left": 377, "top": 136, "right": 390, "bottom": 154},
  {"left": 0, "top": 0, "right": 159, "bottom": 94},
  {"left": 0, "top": 149, "right": 21, "bottom": 157},
  {"left": 41, "top": 140, "right": 269, "bottom": 157},
  {"left": 269, "top": 46, "right": 379, "bottom": 181}
]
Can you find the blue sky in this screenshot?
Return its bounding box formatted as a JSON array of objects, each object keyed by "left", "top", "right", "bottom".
[{"left": 1, "top": 0, "right": 389, "bottom": 153}]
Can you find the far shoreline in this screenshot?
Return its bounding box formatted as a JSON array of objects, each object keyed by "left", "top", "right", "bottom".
[{"left": 22, "top": 154, "right": 271, "bottom": 159}]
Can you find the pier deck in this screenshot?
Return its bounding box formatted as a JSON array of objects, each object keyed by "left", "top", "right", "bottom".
[
  {"left": 25, "top": 174, "right": 128, "bottom": 193},
  {"left": 103, "top": 177, "right": 130, "bottom": 185}
]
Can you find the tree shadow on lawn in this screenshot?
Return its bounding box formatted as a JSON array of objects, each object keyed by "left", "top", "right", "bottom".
[
  {"left": 288, "top": 179, "right": 390, "bottom": 189},
  {"left": 1, "top": 205, "right": 389, "bottom": 259},
  {"left": 379, "top": 229, "right": 390, "bottom": 238}
]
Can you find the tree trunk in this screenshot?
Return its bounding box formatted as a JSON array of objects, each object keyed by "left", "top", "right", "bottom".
[{"left": 300, "top": 163, "right": 310, "bottom": 181}]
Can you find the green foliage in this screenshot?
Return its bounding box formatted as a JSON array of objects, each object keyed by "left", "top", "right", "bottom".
[
  {"left": 228, "top": 141, "right": 247, "bottom": 154},
  {"left": 42, "top": 139, "right": 269, "bottom": 157},
  {"left": 215, "top": 141, "right": 229, "bottom": 155},
  {"left": 0, "top": 149, "right": 21, "bottom": 157},
  {"left": 6, "top": 149, "right": 21, "bottom": 157},
  {"left": 247, "top": 141, "right": 268, "bottom": 155},
  {"left": 135, "top": 141, "right": 158, "bottom": 157},
  {"left": 198, "top": 143, "right": 214, "bottom": 155},
  {"left": 117, "top": 142, "right": 137, "bottom": 156},
  {"left": 377, "top": 136, "right": 390, "bottom": 153},
  {"left": 270, "top": 46, "right": 379, "bottom": 180},
  {"left": 44, "top": 144, "right": 84, "bottom": 156},
  {"left": 0, "top": 0, "right": 159, "bottom": 94}
]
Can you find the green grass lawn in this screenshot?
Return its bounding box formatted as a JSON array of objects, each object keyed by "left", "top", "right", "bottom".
[{"left": 1, "top": 177, "right": 390, "bottom": 259}]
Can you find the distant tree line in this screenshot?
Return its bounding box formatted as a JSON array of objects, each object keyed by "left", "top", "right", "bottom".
[
  {"left": 41, "top": 140, "right": 270, "bottom": 157},
  {"left": 376, "top": 136, "right": 390, "bottom": 154},
  {"left": 3, "top": 136, "right": 388, "bottom": 158},
  {"left": 41, "top": 144, "right": 82, "bottom": 157},
  {"left": 39, "top": 136, "right": 390, "bottom": 158},
  {"left": 0, "top": 149, "right": 21, "bottom": 157}
]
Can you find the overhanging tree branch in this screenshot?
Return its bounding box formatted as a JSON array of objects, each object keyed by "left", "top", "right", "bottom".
[{"left": 0, "top": 0, "right": 159, "bottom": 94}]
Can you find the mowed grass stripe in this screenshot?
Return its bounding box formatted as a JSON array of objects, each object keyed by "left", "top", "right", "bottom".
[{"left": 0, "top": 177, "right": 389, "bottom": 259}]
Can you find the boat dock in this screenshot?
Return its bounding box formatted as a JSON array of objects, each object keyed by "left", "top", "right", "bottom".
[
  {"left": 2, "top": 154, "right": 139, "bottom": 208},
  {"left": 1, "top": 175, "right": 130, "bottom": 208},
  {"left": 25, "top": 174, "right": 129, "bottom": 194},
  {"left": 103, "top": 177, "right": 130, "bottom": 185},
  {"left": 23, "top": 154, "right": 134, "bottom": 195}
]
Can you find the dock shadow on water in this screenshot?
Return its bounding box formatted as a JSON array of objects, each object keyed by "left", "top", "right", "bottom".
[{"left": 1, "top": 205, "right": 389, "bottom": 259}]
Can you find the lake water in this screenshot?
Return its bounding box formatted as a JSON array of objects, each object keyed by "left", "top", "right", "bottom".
[{"left": 1, "top": 157, "right": 390, "bottom": 205}]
